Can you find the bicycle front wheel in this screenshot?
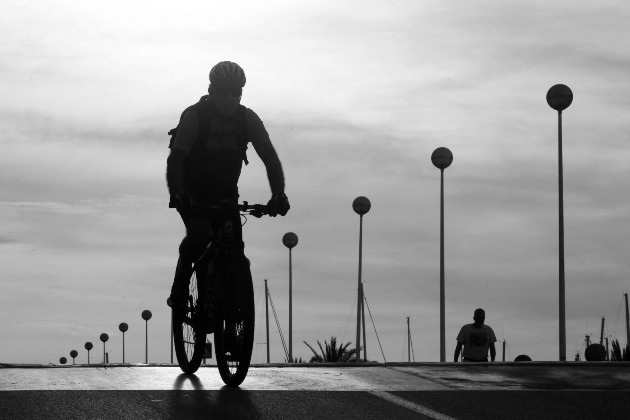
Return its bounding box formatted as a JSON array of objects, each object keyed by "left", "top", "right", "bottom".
[
  {"left": 214, "top": 258, "right": 255, "bottom": 387},
  {"left": 173, "top": 267, "right": 207, "bottom": 374}
]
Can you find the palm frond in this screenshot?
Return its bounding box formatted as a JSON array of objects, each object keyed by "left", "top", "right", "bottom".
[
  {"left": 303, "top": 340, "right": 324, "bottom": 363},
  {"left": 303, "top": 336, "right": 356, "bottom": 362},
  {"left": 611, "top": 339, "right": 630, "bottom": 361}
]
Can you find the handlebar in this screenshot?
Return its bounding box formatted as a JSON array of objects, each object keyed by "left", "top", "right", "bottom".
[{"left": 169, "top": 199, "right": 270, "bottom": 218}]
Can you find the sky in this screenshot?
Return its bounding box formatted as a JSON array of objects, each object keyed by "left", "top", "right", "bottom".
[{"left": 2, "top": 0, "right": 630, "bottom": 365}]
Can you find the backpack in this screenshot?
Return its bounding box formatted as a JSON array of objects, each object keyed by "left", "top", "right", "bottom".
[{"left": 168, "top": 95, "right": 249, "bottom": 165}]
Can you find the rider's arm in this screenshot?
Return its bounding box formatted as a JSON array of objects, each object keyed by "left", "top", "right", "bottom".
[
  {"left": 246, "top": 109, "right": 286, "bottom": 195},
  {"left": 489, "top": 342, "right": 496, "bottom": 362},
  {"left": 166, "top": 110, "right": 198, "bottom": 196},
  {"left": 489, "top": 327, "right": 497, "bottom": 362},
  {"left": 454, "top": 341, "right": 463, "bottom": 362}
]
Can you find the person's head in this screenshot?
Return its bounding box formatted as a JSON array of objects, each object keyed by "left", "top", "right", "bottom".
[
  {"left": 208, "top": 61, "right": 246, "bottom": 117},
  {"left": 473, "top": 308, "right": 485, "bottom": 326}
]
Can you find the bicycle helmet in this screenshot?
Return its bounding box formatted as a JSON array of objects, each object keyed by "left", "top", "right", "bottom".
[{"left": 209, "top": 61, "right": 246, "bottom": 88}]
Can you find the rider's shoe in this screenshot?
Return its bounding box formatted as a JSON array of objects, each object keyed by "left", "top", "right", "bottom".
[
  {"left": 167, "top": 286, "right": 191, "bottom": 324},
  {"left": 167, "top": 283, "right": 190, "bottom": 308},
  {"left": 167, "top": 259, "right": 193, "bottom": 311},
  {"left": 167, "top": 295, "right": 188, "bottom": 323}
]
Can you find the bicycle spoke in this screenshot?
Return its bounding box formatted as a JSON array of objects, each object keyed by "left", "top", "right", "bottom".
[{"left": 173, "top": 269, "right": 206, "bottom": 374}]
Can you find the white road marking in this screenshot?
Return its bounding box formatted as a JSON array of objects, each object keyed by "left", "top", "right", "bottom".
[{"left": 368, "top": 390, "right": 457, "bottom": 420}]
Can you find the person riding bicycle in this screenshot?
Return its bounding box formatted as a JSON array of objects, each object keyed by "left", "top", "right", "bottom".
[{"left": 166, "top": 61, "right": 290, "bottom": 309}]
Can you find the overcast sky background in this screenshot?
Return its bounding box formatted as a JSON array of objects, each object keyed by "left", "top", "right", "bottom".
[{"left": 2, "top": 0, "right": 630, "bottom": 365}]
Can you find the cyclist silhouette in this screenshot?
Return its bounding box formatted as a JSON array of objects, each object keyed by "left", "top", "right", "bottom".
[{"left": 166, "top": 61, "right": 289, "bottom": 309}]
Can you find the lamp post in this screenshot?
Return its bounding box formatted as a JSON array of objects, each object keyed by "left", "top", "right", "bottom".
[
  {"left": 119, "top": 323, "right": 128, "bottom": 364},
  {"left": 265, "top": 279, "right": 270, "bottom": 363},
  {"left": 70, "top": 350, "right": 78, "bottom": 365},
  {"left": 100, "top": 333, "right": 109, "bottom": 364},
  {"left": 84, "top": 342, "right": 93, "bottom": 364},
  {"left": 282, "top": 232, "right": 298, "bottom": 363},
  {"left": 546, "top": 84, "right": 573, "bottom": 362},
  {"left": 431, "top": 147, "right": 453, "bottom": 362},
  {"left": 353, "top": 196, "right": 371, "bottom": 362},
  {"left": 141, "top": 310, "right": 152, "bottom": 364}
]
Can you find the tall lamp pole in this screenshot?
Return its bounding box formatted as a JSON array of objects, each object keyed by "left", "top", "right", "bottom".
[
  {"left": 142, "top": 310, "right": 152, "bottom": 364},
  {"left": 431, "top": 147, "right": 453, "bottom": 362},
  {"left": 353, "top": 196, "right": 371, "bottom": 362},
  {"left": 265, "top": 279, "right": 270, "bottom": 363},
  {"left": 624, "top": 293, "right": 629, "bottom": 351},
  {"left": 119, "top": 323, "right": 128, "bottom": 364},
  {"left": 546, "top": 84, "right": 573, "bottom": 361},
  {"left": 282, "top": 232, "right": 298, "bottom": 363}
]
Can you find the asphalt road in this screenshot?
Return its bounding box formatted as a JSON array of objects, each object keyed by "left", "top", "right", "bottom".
[{"left": 1, "top": 363, "right": 629, "bottom": 419}]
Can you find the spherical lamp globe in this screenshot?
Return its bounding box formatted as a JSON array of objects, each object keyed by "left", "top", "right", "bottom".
[
  {"left": 431, "top": 147, "right": 453, "bottom": 170},
  {"left": 282, "top": 232, "right": 298, "bottom": 249},
  {"left": 352, "top": 196, "right": 371, "bottom": 215},
  {"left": 546, "top": 84, "right": 573, "bottom": 112}
]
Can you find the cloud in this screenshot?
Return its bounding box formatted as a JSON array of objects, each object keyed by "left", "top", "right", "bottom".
[
  {"left": 0, "top": 201, "right": 97, "bottom": 215},
  {"left": 2, "top": 0, "right": 630, "bottom": 364},
  {"left": 0, "top": 235, "right": 17, "bottom": 244}
]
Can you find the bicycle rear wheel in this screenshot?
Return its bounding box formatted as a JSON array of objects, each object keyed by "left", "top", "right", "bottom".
[
  {"left": 173, "top": 268, "right": 207, "bottom": 374},
  {"left": 214, "top": 258, "right": 255, "bottom": 386}
]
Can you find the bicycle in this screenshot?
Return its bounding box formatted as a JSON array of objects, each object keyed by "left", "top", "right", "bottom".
[{"left": 170, "top": 200, "right": 269, "bottom": 386}]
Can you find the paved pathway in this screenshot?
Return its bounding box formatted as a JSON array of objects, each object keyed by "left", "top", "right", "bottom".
[{"left": 1, "top": 363, "right": 629, "bottom": 419}]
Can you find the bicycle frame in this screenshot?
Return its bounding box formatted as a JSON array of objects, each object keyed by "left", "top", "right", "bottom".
[
  {"left": 172, "top": 200, "right": 268, "bottom": 384},
  {"left": 193, "top": 215, "right": 245, "bottom": 331}
]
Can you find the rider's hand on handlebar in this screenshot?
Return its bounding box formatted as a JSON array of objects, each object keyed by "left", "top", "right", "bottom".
[
  {"left": 267, "top": 192, "right": 290, "bottom": 217},
  {"left": 171, "top": 193, "right": 193, "bottom": 214}
]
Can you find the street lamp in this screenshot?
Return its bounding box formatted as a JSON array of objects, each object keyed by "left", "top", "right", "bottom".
[
  {"left": 546, "top": 83, "right": 573, "bottom": 362},
  {"left": 100, "top": 333, "right": 109, "bottom": 364},
  {"left": 70, "top": 350, "right": 78, "bottom": 365},
  {"left": 119, "top": 322, "right": 129, "bottom": 364},
  {"left": 85, "top": 342, "right": 93, "bottom": 364},
  {"left": 282, "top": 232, "right": 298, "bottom": 363},
  {"left": 142, "top": 310, "right": 152, "bottom": 364},
  {"left": 431, "top": 147, "right": 453, "bottom": 362},
  {"left": 353, "top": 196, "right": 371, "bottom": 362}
]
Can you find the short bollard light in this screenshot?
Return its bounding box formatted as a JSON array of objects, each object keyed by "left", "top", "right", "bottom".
[
  {"left": 85, "top": 342, "right": 93, "bottom": 364},
  {"left": 119, "top": 322, "right": 129, "bottom": 363},
  {"left": 70, "top": 350, "right": 78, "bottom": 365},
  {"left": 100, "top": 333, "right": 109, "bottom": 364}
]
